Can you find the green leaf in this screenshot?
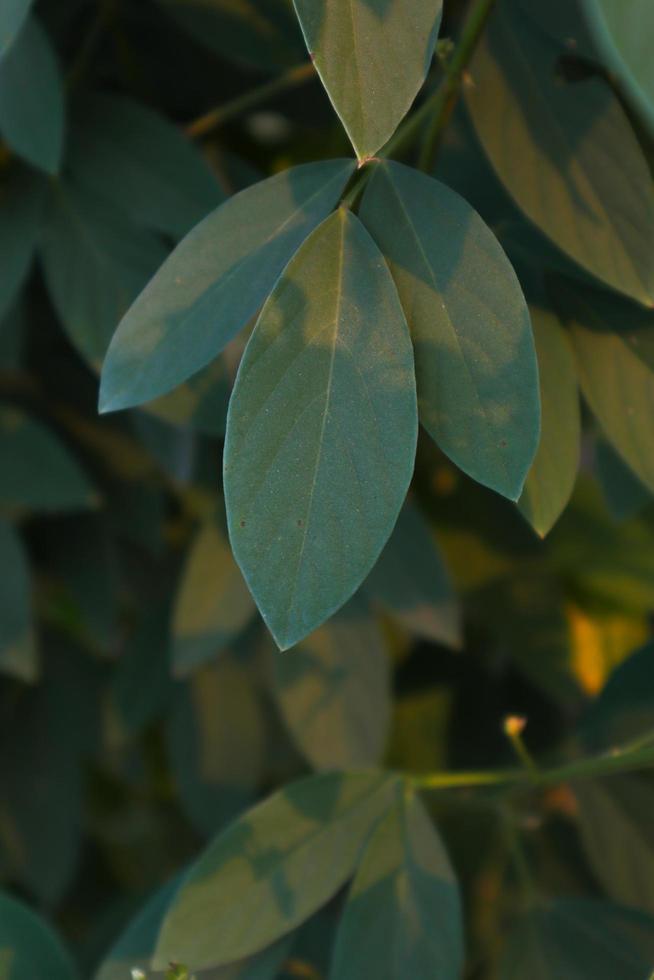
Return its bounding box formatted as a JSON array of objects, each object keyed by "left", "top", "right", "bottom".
[
  {"left": 0, "top": 520, "right": 35, "bottom": 682},
  {"left": 517, "top": 0, "right": 599, "bottom": 59},
  {"left": 0, "top": 890, "right": 77, "bottom": 980},
  {"left": 359, "top": 160, "right": 539, "bottom": 500},
  {"left": 0, "top": 408, "right": 97, "bottom": 513},
  {"left": 556, "top": 280, "right": 654, "bottom": 495},
  {"left": 292, "top": 0, "right": 443, "bottom": 159},
  {"left": 500, "top": 898, "right": 654, "bottom": 979},
  {"left": 158, "top": 0, "right": 305, "bottom": 72},
  {"left": 596, "top": 438, "right": 650, "bottom": 522},
  {"left": 67, "top": 93, "right": 225, "bottom": 239},
  {"left": 145, "top": 353, "right": 233, "bottom": 436},
  {"left": 574, "top": 775, "right": 654, "bottom": 916},
  {"left": 166, "top": 657, "right": 264, "bottom": 836},
  {"left": 99, "top": 160, "right": 354, "bottom": 412},
  {"left": 518, "top": 306, "right": 580, "bottom": 536},
  {"left": 154, "top": 771, "right": 399, "bottom": 970},
  {"left": 585, "top": 0, "right": 654, "bottom": 132},
  {"left": 224, "top": 208, "right": 417, "bottom": 650},
  {"left": 330, "top": 789, "right": 463, "bottom": 980},
  {"left": 0, "top": 168, "right": 44, "bottom": 322},
  {"left": 172, "top": 515, "right": 255, "bottom": 677},
  {"left": 466, "top": 0, "right": 654, "bottom": 306},
  {"left": 40, "top": 180, "right": 168, "bottom": 368},
  {"left": 0, "top": 17, "right": 64, "bottom": 175},
  {"left": 0, "top": 0, "right": 33, "bottom": 60},
  {"left": 580, "top": 641, "right": 654, "bottom": 751},
  {"left": 96, "top": 877, "right": 293, "bottom": 980},
  {"left": 363, "top": 501, "right": 461, "bottom": 647},
  {"left": 272, "top": 597, "right": 391, "bottom": 769}
]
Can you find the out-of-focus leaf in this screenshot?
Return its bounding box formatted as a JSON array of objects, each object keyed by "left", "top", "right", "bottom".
[
  {"left": 386, "top": 689, "right": 451, "bottom": 774},
  {"left": 0, "top": 890, "right": 77, "bottom": 980},
  {"left": 99, "top": 160, "right": 355, "bottom": 412},
  {"left": 566, "top": 603, "right": 647, "bottom": 698},
  {"left": 39, "top": 181, "right": 168, "bottom": 368},
  {"left": 580, "top": 641, "right": 654, "bottom": 751},
  {"left": 364, "top": 501, "right": 461, "bottom": 647},
  {"left": 0, "top": 0, "right": 33, "bottom": 60},
  {"left": 518, "top": 306, "right": 580, "bottom": 536},
  {"left": 145, "top": 352, "right": 233, "bottom": 437},
  {"left": 574, "top": 776, "right": 654, "bottom": 917},
  {"left": 330, "top": 789, "right": 463, "bottom": 980},
  {"left": 0, "top": 519, "right": 35, "bottom": 682},
  {"left": 172, "top": 515, "right": 255, "bottom": 677},
  {"left": 158, "top": 0, "right": 305, "bottom": 72},
  {"left": 292, "top": 0, "right": 442, "bottom": 158},
  {"left": 272, "top": 597, "right": 391, "bottom": 769},
  {"left": 517, "top": 0, "right": 599, "bottom": 58},
  {"left": 0, "top": 17, "right": 64, "bottom": 174},
  {"left": 585, "top": 0, "right": 654, "bottom": 131},
  {"left": 466, "top": 0, "right": 654, "bottom": 306},
  {"left": 0, "top": 408, "right": 97, "bottom": 513},
  {"left": 68, "top": 93, "right": 225, "bottom": 239},
  {"left": 154, "top": 771, "right": 399, "bottom": 970},
  {"left": 596, "top": 438, "right": 650, "bottom": 522},
  {"left": 0, "top": 168, "right": 44, "bottom": 322},
  {"left": 95, "top": 876, "right": 292, "bottom": 980},
  {"left": 359, "top": 160, "right": 539, "bottom": 501},
  {"left": 224, "top": 209, "right": 417, "bottom": 650},
  {"left": 166, "top": 657, "right": 264, "bottom": 836},
  {"left": 556, "top": 280, "right": 654, "bottom": 495},
  {"left": 500, "top": 898, "right": 654, "bottom": 979}
]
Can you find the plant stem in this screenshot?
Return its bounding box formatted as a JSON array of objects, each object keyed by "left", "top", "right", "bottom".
[
  {"left": 185, "top": 63, "right": 315, "bottom": 140},
  {"left": 417, "top": 0, "right": 498, "bottom": 172}
]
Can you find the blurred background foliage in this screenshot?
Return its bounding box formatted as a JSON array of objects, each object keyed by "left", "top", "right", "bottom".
[{"left": 2, "top": 0, "right": 654, "bottom": 976}]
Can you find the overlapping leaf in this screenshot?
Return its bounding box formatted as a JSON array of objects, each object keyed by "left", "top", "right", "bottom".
[
  {"left": 360, "top": 160, "right": 539, "bottom": 500},
  {"left": 0, "top": 0, "right": 33, "bottom": 60},
  {"left": 99, "top": 160, "right": 354, "bottom": 412},
  {"left": 292, "top": 0, "right": 443, "bottom": 158},
  {"left": 0, "top": 891, "right": 77, "bottom": 980},
  {"left": 224, "top": 208, "right": 417, "bottom": 649}
]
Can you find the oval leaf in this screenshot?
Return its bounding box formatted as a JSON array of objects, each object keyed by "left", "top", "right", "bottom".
[
  {"left": 359, "top": 160, "right": 539, "bottom": 500},
  {"left": 0, "top": 891, "right": 77, "bottom": 980},
  {"left": 154, "top": 771, "right": 399, "bottom": 970},
  {"left": 0, "top": 17, "right": 64, "bottom": 174},
  {"left": 329, "top": 789, "right": 463, "bottom": 980},
  {"left": 518, "top": 306, "right": 580, "bottom": 536},
  {"left": 99, "top": 160, "right": 355, "bottom": 412},
  {"left": 466, "top": 0, "right": 654, "bottom": 306},
  {"left": 292, "top": 0, "right": 443, "bottom": 158},
  {"left": 272, "top": 597, "right": 391, "bottom": 769},
  {"left": 0, "top": 0, "right": 33, "bottom": 60},
  {"left": 224, "top": 208, "right": 418, "bottom": 649}
]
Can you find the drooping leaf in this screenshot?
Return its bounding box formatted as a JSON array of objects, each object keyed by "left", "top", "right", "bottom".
[
  {"left": 518, "top": 305, "right": 580, "bottom": 536},
  {"left": 0, "top": 408, "right": 97, "bottom": 513},
  {"left": 292, "top": 0, "right": 443, "bottom": 159},
  {"left": 172, "top": 515, "right": 255, "bottom": 676},
  {"left": 154, "top": 771, "right": 399, "bottom": 970},
  {"left": 0, "top": 890, "right": 77, "bottom": 980},
  {"left": 585, "top": 0, "right": 654, "bottom": 131},
  {"left": 466, "top": 0, "right": 654, "bottom": 306},
  {"left": 99, "top": 160, "right": 355, "bottom": 412},
  {"left": 67, "top": 93, "right": 225, "bottom": 239},
  {"left": 158, "top": 0, "right": 305, "bottom": 72},
  {"left": 574, "top": 775, "right": 654, "bottom": 916},
  {"left": 359, "top": 160, "right": 539, "bottom": 500},
  {"left": 595, "top": 438, "right": 650, "bottom": 522},
  {"left": 0, "top": 17, "right": 64, "bottom": 174},
  {"left": 500, "top": 898, "right": 654, "bottom": 979},
  {"left": 363, "top": 501, "right": 461, "bottom": 647},
  {"left": 166, "top": 657, "right": 265, "bottom": 836},
  {"left": 0, "top": 520, "right": 35, "bottom": 682},
  {"left": 39, "top": 180, "right": 168, "bottom": 368},
  {"left": 330, "top": 788, "right": 463, "bottom": 980},
  {"left": 272, "top": 597, "right": 391, "bottom": 769},
  {"left": 0, "top": 0, "right": 33, "bottom": 60},
  {"left": 556, "top": 280, "right": 654, "bottom": 495},
  {"left": 224, "top": 208, "right": 417, "bottom": 649},
  {"left": 0, "top": 168, "right": 44, "bottom": 322},
  {"left": 96, "top": 876, "right": 293, "bottom": 980}
]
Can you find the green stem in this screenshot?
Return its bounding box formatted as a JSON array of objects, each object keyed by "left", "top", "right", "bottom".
[
  {"left": 417, "top": 0, "right": 498, "bottom": 172},
  {"left": 185, "top": 63, "right": 315, "bottom": 139}
]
